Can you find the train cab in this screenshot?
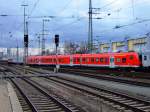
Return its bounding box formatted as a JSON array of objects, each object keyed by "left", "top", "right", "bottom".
[
  {"left": 142, "top": 51, "right": 150, "bottom": 67},
  {"left": 113, "top": 52, "right": 141, "bottom": 68}
]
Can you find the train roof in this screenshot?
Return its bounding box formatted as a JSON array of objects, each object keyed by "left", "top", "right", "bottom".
[{"left": 28, "top": 52, "right": 139, "bottom": 58}]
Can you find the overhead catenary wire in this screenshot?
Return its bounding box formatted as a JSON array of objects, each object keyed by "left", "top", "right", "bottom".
[
  {"left": 1, "top": 0, "right": 150, "bottom": 48},
  {"left": 56, "top": 0, "right": 74, "bottom": 16},
  {"left": 97, "top": 18, "right": 150, "bottom": 35},
  {"left": 52, "top": 17, "right": 86, "bottom": 31},
  {"left": 29, "top": 0, "right": 40, "bottom": 16},
  {"left": 96, "top": 0, "right": 119, "bottom": 10},
  {"left": 131, "top": 0, "right": 135, "bottom": 19},
  {"left": 102, "top": 0, "right": 150, "bottom": 16}
]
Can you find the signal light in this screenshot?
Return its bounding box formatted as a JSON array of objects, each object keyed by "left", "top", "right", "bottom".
[
  {"left": 55, "top": 34, "right": 59, "bottom": 47},
  {"left": 24, "top": 34, "right": 28, "bottom": 47}
]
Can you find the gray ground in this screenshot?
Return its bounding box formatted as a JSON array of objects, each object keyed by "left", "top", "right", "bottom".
[{"left": 55, "top": 73, "right": 150, "bottom": 99}]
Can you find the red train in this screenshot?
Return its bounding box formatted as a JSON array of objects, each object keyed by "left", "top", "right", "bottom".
[{"left": 27, "top": 52, "right": 142, "bottom": 68}]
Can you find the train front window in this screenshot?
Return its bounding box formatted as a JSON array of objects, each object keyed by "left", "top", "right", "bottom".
[
  {"left": 130, "top": 55, "right": 134, "bottom": 60},
  {"left": 144, "top": 56, "right": 147, "bottom": 60}
]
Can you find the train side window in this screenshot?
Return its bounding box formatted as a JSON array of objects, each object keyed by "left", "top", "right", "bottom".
[
  {"left": 91, "top": 58, "right": 94, "bottom": 62},
  {"left": 45, "top": 59, "right": 47, "bottom": 62},
  {"left": 59, "top": 59, "right": 62, "bottom": 63},
  {"left": 50, "top": 59, "right": 52, "bottom": 62},
  {"left": 122, "top": 58, "right": 126, "bottom": 63},
  {"left": 36, "top": 59, "right": 39, "bottom": 63},
  {"left": 144, "top": 56, "right": 147, "bottom": 60},
  {"left": 105, "top": 58, "right": 108, "bottom": 63},
  {"left": 96, "top": 58, "right": 99, "bottom": 62},
  {"left": 77, "top": 58, "right": 80, "bottom": 62},
  {"left": 100, "top": 58, "right": 104, "bottom": 62},
  {"left": 130, "top": 55, "right": 134, "bottom": 60},
  {"left": 63, "top": 59, "right": 65, "bottom": 62},
  {"left": 82, "top": 58, "right": 86, "bottom": 62},
  {"left": 46, "top": 59, "right": 48, "bottom": 62},
  {"left": 116, "top": 58, "right": 121, "bottom": 62},
  {"left": 58, "top": 59, "right": 60, "bottom": 62},
  {"left": 73, "top": 58, "right": 76, "bottom": 62},
  {"left": 85, "top": 58, "right": 88, "bottom": 62}
]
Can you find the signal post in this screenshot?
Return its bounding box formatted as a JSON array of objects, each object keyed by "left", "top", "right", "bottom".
[{"left": 54, "top": 34, "right": 60, "bottom": 73}]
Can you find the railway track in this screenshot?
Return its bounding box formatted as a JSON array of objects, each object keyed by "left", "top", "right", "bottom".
[
  {"left": 30, "top": 65, "right": 150, "bottom": 78},
  {"left": 1, "top": 65, "right": 150, "bottom": 111},
  {"left": 10, "top": 78, "right": 83, "bottom": 112},
  {"left": 45, "top": 77, "right": 150, "bottom": 112},
  {"left": 19, "top": 65, "right": 150, "bottom": 87},
  {"left": 0, "top": 65, "right": 84, "bottom": 112},
  {"left": 58, "top": 68, "right": 150, "bottom": 87},
  {"left": 3, "top": 64, "right": 150, "bottom": 87}
]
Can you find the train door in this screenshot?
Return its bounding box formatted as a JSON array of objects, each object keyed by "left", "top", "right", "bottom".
[
  {"left": 70, "top": 55, "right": 73, "bottom": 66},
  {"left": 142, "top": 52, "right": 150, "bottom": 67},
  {"left": 109, "top": 57, "right": 115, "bottom": 68}
]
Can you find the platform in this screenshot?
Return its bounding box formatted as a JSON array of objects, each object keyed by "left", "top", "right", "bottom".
[{"left": 0, "top": 80, "right": 23, "bottom": 112}]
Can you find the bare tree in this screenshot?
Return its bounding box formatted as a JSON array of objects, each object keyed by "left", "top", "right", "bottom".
[
  {"left": 77, "top": 41, "right": 88, "bottom": 54},
  {"left": 64, "top": 41, "right": 79, "bottom": 54}
]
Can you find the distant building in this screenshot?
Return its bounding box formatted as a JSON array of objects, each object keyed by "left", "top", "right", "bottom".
[
  {"left": 100, "top": 43, "right": 110, "bottom": 53},
  {"left": 112, "top": 41, "right": 125, "bottom": 52},
  {"left": 7, "top": 48, "right": 11, "bottom": 58},
  {"left": 0, "top": 52, "right": 3, "bottom": 59},
  {"left": 99, "top": 37, "right": 149, "bottom": 53},
  {"left": 128, "top": 37, "right": 147, "bottom": 52}
]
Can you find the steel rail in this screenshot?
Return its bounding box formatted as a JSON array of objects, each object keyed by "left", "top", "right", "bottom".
[
  {"left": 47, "top": 77, "right": 150, "bottom": 112},
  {"left": 11, "top": 78, "right": 82, "bottom": 112}
]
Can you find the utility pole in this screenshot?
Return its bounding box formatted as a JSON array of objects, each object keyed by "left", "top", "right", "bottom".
[
  {"left": 37, "top": 36, "right": 41, "bottom": 55},
  {"left": 88, "top": 0, "right": 93, "bottom": 53},
  {"left": 22, "top": 4, "right": 28, "bottom": 74},
  {"left": 41, "top": 19, "right": 50, "bottom": 55},
  {"left": 42, "top": 19, "right": 45, "bottom": 55},
  {"left": 26, "top": 21, "right": 29, "bottom": 58},
  {"left": 16, "top": 44, "right": 19, "bottom": 62}
]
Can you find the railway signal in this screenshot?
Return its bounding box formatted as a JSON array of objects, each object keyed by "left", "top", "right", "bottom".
[
  {"left": 54, "top": 34, "right": 60, "bottom": 73},
  {"left": 55, "top": 34, "right": 59, "bottom": 47},
  {"left": 24, "top": 34, "right": 29, "bottom": 47}
]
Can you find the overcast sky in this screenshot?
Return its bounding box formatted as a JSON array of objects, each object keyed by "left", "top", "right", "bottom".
[{"left": 0, "top": 0, "right": 150, "bottom": 48}]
